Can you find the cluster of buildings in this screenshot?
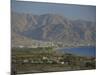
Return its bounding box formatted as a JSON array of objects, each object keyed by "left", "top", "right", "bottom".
[{"left": 12, "top": 55, "right": 69, "bottom": 65}]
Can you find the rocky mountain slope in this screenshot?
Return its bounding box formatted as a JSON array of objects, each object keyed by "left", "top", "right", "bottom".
[{"left": 11, "top": 12, "right": 96, "bottom": 47}]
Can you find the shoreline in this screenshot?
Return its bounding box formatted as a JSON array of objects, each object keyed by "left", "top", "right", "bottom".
[{"left": 54, "top": 45, "right": 96, "bottom": 50}]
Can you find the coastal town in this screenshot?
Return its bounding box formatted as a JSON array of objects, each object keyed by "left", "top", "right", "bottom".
[
  {"left": 12, "top": 46, "right": 96, "bottom": 74},
  {"left": 12, "top": 39, "right": 95, "bottom": 48}
]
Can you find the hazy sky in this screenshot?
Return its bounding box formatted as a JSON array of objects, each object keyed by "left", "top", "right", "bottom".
[{"left": 11, "top": 0, "right": 96, "bottom": 21}]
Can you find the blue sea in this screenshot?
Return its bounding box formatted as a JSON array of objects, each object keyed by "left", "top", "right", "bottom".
[{"left": 58, "top": 46, "right": 96, "bottom": 57}]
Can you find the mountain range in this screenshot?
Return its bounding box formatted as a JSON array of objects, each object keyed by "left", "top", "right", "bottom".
[{"left": 11, "top": 12, "right": 96, "bottom": 47}]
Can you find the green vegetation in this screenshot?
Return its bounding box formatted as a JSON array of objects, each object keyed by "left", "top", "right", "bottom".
[{"left": 12, "top": 47, "right": 96, "bottom": 74}]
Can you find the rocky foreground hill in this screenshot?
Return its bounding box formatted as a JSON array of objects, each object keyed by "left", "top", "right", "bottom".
[{"left": 11, "top": 12, "right": 96, "bottom": 47}]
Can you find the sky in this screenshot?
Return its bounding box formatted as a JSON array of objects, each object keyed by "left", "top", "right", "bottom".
[{"left": 11, "top": 0, "right": 96, "bottom": 21}]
